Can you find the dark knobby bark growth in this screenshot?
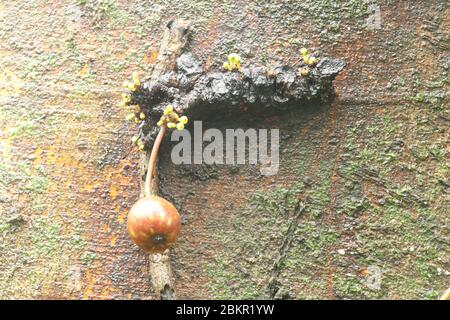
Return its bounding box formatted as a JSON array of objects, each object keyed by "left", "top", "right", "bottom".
[{"left": 130, "top": 52, "right": 346, "bottom": 148}]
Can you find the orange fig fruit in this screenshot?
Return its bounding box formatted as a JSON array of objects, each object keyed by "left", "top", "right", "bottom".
[{"left": 127, "top": 195, "right": 181, "bottom": 253}]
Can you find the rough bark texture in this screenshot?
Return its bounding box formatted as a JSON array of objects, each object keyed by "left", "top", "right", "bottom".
[{"left": 0, "top": 1, "right": 449, "bottom": 299}]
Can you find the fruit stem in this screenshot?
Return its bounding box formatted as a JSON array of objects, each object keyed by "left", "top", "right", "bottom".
[{"left": 145, "top": 126, "right": 167, "bottom": 197}]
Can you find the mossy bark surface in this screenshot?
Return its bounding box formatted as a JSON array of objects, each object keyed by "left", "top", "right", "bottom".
[{"left": 0, "top": 0, "right": 448, "bottom": 299}]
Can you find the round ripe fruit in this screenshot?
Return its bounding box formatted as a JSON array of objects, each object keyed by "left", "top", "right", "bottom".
[{"left": 127, "top": 196, "right": 181, "bottom": 253}]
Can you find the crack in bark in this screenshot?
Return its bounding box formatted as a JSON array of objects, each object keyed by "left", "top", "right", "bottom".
[
  {"left": 338, "top": 166, "right": 428, "bottom": 207},
  {"left": 266, "top": 200, "right": 306, "bottom": 299}
]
